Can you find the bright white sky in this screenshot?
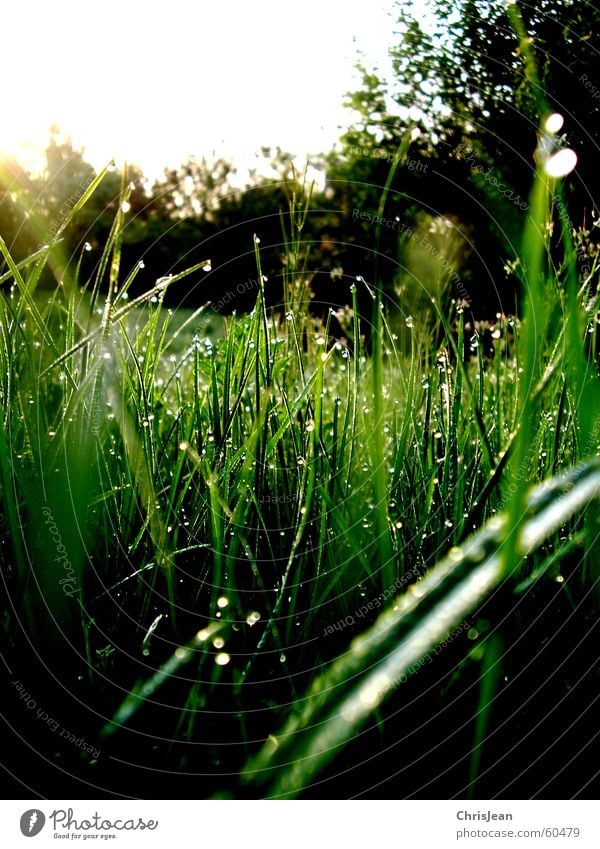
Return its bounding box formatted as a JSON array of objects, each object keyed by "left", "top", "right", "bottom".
[{"left": 1, "top": 0, "right": 397, "bottom": 181}]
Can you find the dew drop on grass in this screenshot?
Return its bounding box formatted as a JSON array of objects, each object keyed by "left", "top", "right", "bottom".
[
  {"left": 246, "top": 611, "right": 261, "bottom": 627},
  {"left": 217, "top": 596, "right": 229, "bottom": 609},
  {"left": 545, "top": 148, "right": 577, "bottom": 178},
  {"left": 215, "top": 652, "right": 230, "bottom": 666},
  {"left": 544, "top": 113, "right": 564, "bottom": 134},
  {"left": 213, "top": 637, "right": 225, "bottom": 649},
  {"left": 279, "top": 654, "right": 286, "bottom": 663}
]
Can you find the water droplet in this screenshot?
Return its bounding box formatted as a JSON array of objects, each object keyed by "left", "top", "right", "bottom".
[
  {"left": 213, "top": 637, "right": 225, "bottom": 649},
  {"left": 217, "top": 596, "right": 229, "bottom": 609},
  {"left": 246, "top": 611, "right": 261, "bottom": 627},
  {"left": 545, "top": 148, "right": 577, "bottom": 178},
  {"left": 544, "top": 113, "right": 564, "bottom": 134},
  {"left": 215, "top": 652, "right": 230, "bottom": 666},
  {"left": 279, "top": 653, "right": 286, "bottom": 663},
  {"left": 202, "top": 260, "right": 212, "bottom": 272}
]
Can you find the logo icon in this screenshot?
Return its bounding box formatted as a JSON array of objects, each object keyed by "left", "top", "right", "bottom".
[{"left": 20, "top": 810, "right": 46, "bottom": 837}]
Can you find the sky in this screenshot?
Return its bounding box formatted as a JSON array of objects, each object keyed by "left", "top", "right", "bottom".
[{"left": 1, "top": 0, "right": 398, "bottom": 181}]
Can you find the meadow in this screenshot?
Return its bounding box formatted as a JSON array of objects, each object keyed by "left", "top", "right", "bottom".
[
  {"left": 2, "top": 2, "right": 600, "bottom": 796},
  {"left": 1, "top": 124, "right": 598, "bottom": 798}
]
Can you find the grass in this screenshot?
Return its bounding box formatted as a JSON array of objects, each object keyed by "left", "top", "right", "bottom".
[{"left": 1, "top": 31, "right": 599, "bottom": 794}]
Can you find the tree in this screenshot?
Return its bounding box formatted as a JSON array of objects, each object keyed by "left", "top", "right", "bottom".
[{"left": 333, "top": 0, "right": 600, "bottom": 315}]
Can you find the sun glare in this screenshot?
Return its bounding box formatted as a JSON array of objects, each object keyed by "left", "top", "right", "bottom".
[{"left": 2, "top": 0, "right": 393, "bottom": 179}]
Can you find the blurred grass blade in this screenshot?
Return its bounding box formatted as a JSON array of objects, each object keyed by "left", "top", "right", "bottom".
[{"left": 243, "top": 457, "right": 600, "bottom": 798}]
